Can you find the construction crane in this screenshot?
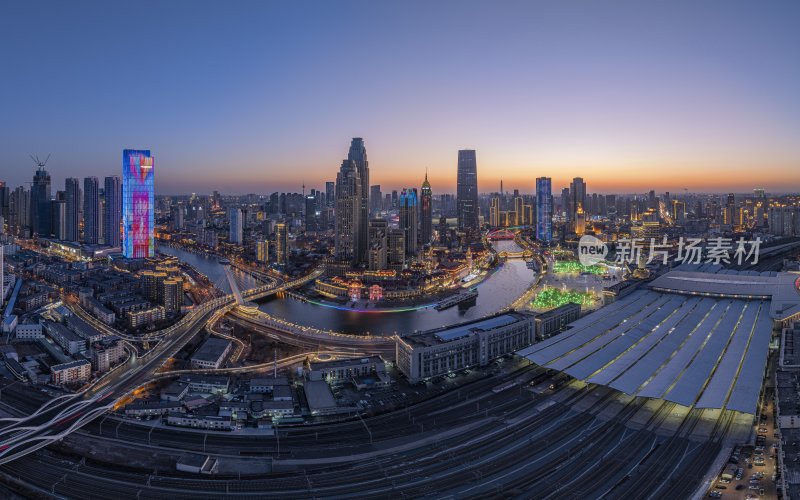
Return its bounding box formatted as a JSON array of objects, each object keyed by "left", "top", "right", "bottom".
[{"left": 29, "top": 153, "right": 50, "bottom": 169}]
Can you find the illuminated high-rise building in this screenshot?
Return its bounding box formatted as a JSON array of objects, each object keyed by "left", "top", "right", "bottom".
[
  {"left": 420, "top": 173, "right": 432, "bottom": 245},
  {"left": 275, "top": 222, "right": 288, "bottom": 265},
  {"left": 347, "top": 138, "right": 369, "bottom": 263},
  {"left": 83, "top": 176, "right": 101, "bottom": 244},
  {"left": 514, "top": 196, "right": 524, "bottom": 225},
  {"left": 65, "top": 178, "right": 81, "bottom": 241},
  {"left": 104, "top": 176, "right": 122, "bottom": 247},
  {"left": 535, "top": 177, "right": 553, "bottom": 242},
  {"left": 334, "top": 159, "right": 361, "bottom": 263},
  {"left": 399, "top": 188, "right": 419, "bottom": 257},
  {"left": 456, "top": 149, "right": 479, "bottom": 238},
  {"left": 122, "top": 149, "right": 155, "bottom": 259},
  {"left": 256, "top": 240, "right": 269, "bottom": 264},
  {"left": 367, "top": 218, "right": 388, "bottom": 271},
  {"left": 228, "top": 208, "right": 243, "bottom": 244},
  {"left": 569, "top": 177, "right": 586, "bottom": 224},
  {"left": 489, "top": 197, "right": 500, "bottom": 227}
]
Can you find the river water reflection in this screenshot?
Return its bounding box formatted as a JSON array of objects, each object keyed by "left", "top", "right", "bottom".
[{"left": 159, "top": 241, "right": 535, "bottom": 336}]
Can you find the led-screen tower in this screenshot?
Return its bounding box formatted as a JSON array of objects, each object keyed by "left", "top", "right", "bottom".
[{"left": 122, "top": 149, "right": 155, "bottom": 259}]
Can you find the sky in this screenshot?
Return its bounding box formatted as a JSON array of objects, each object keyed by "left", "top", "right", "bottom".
[{"left": 1, "top": 0, "right": 799, "bottom": 195}]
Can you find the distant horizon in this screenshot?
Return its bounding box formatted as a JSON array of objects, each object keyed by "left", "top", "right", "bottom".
[{"left": 2, "top": 1, "right": 799, "bottom": 195}]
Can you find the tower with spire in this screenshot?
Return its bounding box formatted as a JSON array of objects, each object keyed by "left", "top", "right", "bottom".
[{"left": 420, "top": 169, "right": 433, "bottom": 246}]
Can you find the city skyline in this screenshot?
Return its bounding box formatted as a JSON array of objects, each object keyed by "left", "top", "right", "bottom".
[{"left": 2, "top": 1, "right": 799, "bottom": 194}]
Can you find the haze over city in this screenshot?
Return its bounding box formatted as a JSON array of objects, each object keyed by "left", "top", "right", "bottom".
[{"left": 2, "top": 0, "right": 799, "bottom": 194}]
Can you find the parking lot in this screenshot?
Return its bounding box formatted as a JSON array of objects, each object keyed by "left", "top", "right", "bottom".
[{"left": 708, "top": 389, "right": 779, "bottom": 499}]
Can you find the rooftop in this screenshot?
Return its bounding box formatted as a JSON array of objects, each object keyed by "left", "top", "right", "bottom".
[
  {"left": 191, "top": 337, "right": 231, "bottom": 363},
  {"left": 518, "top": 271, "right": 778, "bottom": 415}
]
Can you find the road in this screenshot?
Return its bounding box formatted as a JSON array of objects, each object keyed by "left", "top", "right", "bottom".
[{"left": 0, "top": 267, "right": 323, "bottom": 466}]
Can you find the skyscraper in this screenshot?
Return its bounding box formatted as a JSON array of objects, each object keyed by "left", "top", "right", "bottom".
[
  {"left": 122, "top": 149, "right": 155, "bottom": 259},
  {"left": 325, "top": 182, "right": 335, "bottom": 208},
  {"left": 536, "top": 177, "right": 553, "bottom": 242},
  {"left": 347, "top": 138, "right": 370, "bottom": 263},
  {"left": 569, "top": 177, "right": 586, "bottom": 225},
  {"left": 51, "top": 199, "right": 66, "bottom": 240},
  {"left": 228, "top": 208, "right": 243, "bottom": 244},
  {"left": 65, "top": 178, "right": 81, "bottom": 241},
  {"left": 275, "top": 222, "right": 288, "bottom": 266},
  {"left": 370, "top": 185, "right": 382, "bottom": 215},
  {"left": 367, "top": 218, "right": 388, "bottom": 271},
  {"left": 9, "top": 186, "right": 29, "bottom": 236},
  {"left": 31, "top": 165, "right": 52, "bottom": 237},
  {"left": 334, "top": 159, "right": 361, "bottom": 263},
  {"left": 399, "top": 188, "right": 419, "bottom": 257},
  {"left": 456, "top": 149, "right": 479, "bottom": 238},
  {"left": 420, "top": 172, "right": 432, "bottom": 245},
  {"left": 83, "top": 177, "right": 101, "bottom": 244},
  {"left": 104, "top": 176, "right": 122, "bottom": 247},
  {"left": 304, "top": 195, "right": 317, "bottom": 232}
]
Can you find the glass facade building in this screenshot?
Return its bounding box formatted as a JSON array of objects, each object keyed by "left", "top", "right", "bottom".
[
  {"left": 122, "top": 149, "right": 154, "bottom": 259},
  {"left": 456, "top": 149, "right": 479, "bottom": 238},
  {"left": 535, "top": 177, "right": 553, "bottom": 242}
]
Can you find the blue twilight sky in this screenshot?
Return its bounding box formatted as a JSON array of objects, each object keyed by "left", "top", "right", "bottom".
[{"left": 1, "top": 0, "right": 799, "bottom": 195}]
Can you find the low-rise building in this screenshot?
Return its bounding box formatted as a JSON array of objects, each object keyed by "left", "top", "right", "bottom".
[
  {"left": 51, "top": 359, "right": 92, "bottom": 385},
  {"left": 310, "top": 355, "right": 391, "bottom": 387},
  {"left": 166, "top": 413, "right": 235, "bottom": 431},
  {"left": 44, "top": 322, "right": 86, "bottom": 355},
  {"left": 179, "top": 374, "right": 230, "bottom": 394},
  {"left": 396, "top": 311, "right": 535, "bottom": 383},
  {"left": 14, "top": 322, "right": 43, "bottom": 340},
  {"left": 249, "top": 376, "right": 289, "bottom": 394},
  {"left": 534, "top": 303, "right": 581, "bottom": 340},
  {"left": 160, "top": 381, "right": 189, "bottom": 401},
  {"left": 190, "top": 337, "right": 231, "bottom": 369},
  {"left": 124, "top": 400, "right": 185, "bottom": 417},
  {"left": 304, "top": 379, "right": 353, "bottom": 416}
]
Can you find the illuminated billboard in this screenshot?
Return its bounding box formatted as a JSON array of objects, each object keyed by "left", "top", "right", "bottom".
[{"left": 122, "top": 149, "right": 154, "bottom": 259}]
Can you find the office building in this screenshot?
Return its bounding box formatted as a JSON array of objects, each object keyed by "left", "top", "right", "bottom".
[
  {"left": 65, "top": 178, "right": 81, "bottom": 241},
  {"left": 228, "top": 208, "right": 243, "bottom": 244},
  {"left": 122, "top": 149, "right": 155, "bottom": 259},
  {"left": 83, "top": 176, "right": 101, "bottom": 244},
  {"left": 396, "top": 312, "right": 535, "bottom": 383},
  {"left": 370, "top": 185, "right": 382, "bottom": 215},
  {"left": 334, "top": 158, "right": 361, "bottom": 263},
  {"left": 368, "top": 218, "right": 388, "bottom": 271},
  {"left": 387, "top": 228, "right": 405, "bottom": 269},
  {"left": 569, "top": 177, "right": 586, "bottom": 224},
  {"left": 104, "top": 176, "right": 122, "bottom": 247},
  {"left": 51, "top": 199, "right": 66, "bottom": 240},
  {"left": 325, "top": 181, "right": 335, "bottom": 208},
  {"left": 420, "top": 173, "right": 432, "bottom": 245},
  {"left": 456, "top": 150, "right": 479, "bottom": 238},
  {"left": 347, "top": 138, "right": 370, "bottom": 263},
  {"left": 535, "top": 177, "right": 553, "bottom": 242},
  {"left": 399, "top": 188, "right": 419, "bottom": 257},
  {"left": 304, "top": 194, "right": 317, "bottom": 232}
]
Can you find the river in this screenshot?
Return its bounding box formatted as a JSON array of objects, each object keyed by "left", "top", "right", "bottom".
[{"left": 158, "top": 240, "right": 536, "bottom": 336}]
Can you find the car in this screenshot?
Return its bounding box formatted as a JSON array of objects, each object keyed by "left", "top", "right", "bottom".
[
  {"left": 708, "top": 491, "right": 722, "bottom": 498},
  {"left": 735, "top": 484, "right": 745, "bottom": 491}
]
